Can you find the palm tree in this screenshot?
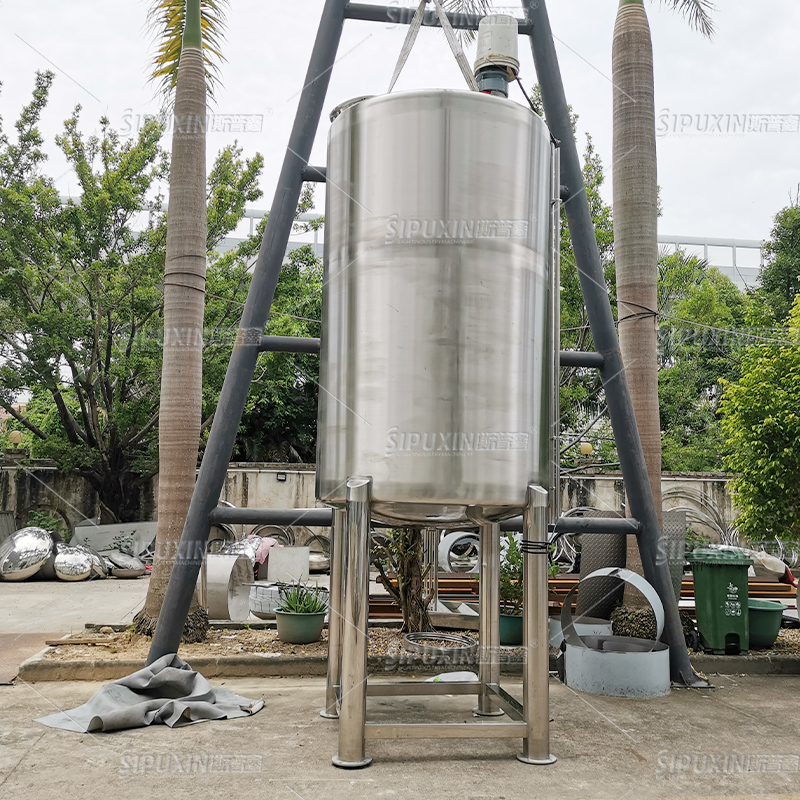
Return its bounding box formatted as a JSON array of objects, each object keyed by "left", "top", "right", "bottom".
[
  {"left": 612, "top": 0, "right": 713, "bottom": 583},
  {"left": 133, "top": 0, "right": 228, "bottom": 640}
]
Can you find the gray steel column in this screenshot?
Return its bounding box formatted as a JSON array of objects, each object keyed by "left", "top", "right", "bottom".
[
  {"left": 321, "top": 508, "right": 346, "bottom": 719},
  {"left": 147, "top": 0, "right": 348, "bottom": 664},
  {"left": 518, "top": 486, "right": 556, "bottom": 765},
  {"left": 333, "top": 478, "right": 372, "bottom": 768},
  {"left": 522, "top": 0, "right": 704, "bottom": 686},
  {"left": 476, "top": 523, "right": 503, "bottom": 716}
]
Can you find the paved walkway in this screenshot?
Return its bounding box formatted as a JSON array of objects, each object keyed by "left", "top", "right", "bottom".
[{"left": 1, "top": 674, "right": 799, "bottom": 799}]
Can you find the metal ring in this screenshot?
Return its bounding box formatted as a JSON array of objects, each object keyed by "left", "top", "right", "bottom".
[{"left": 402, "top": 632, "right": 478, "bottom": 658}]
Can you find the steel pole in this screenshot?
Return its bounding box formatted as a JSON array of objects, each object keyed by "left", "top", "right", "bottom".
[
  {"left": 519, "top": 486, "right": 556, "bottom": 764},
  {"left": 476, "top": 523, "right": 504, "bottom": 716},
  {"left": 146, "top": 0, "right": 348, "bottom": 664},
  {"left": 522, "top": 0, "right": 703, "bottom": 686},
  {"left": 322, "top": 508, "right": 346, "bottom": 719},
  {"left": 333, "top": 478, "right": 372, "bottom": 769},
  {"left": 549, "top": 140, "right": 562, "bottom": 524}
]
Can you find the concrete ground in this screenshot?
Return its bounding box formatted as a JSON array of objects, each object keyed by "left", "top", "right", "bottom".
[{"left": 1, "top": 673, "right": 800, "bottom": 799}]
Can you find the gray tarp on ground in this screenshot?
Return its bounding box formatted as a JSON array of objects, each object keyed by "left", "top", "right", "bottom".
[{"left": 35, "top": 653, "right": 264, "bottom": 733}]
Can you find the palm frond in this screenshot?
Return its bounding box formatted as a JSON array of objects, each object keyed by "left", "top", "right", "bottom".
[
  {"left": 147, "top": 0, "right": 229, "bottom": 101},
  {"left": 660, "top": 0, "right": 715, "bottom": 38}
]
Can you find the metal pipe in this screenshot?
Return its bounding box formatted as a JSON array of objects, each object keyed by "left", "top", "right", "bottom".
[
  {"left": 259, "top": 335, "right": 321, "bottom": 354},
  {"left": 146, "top": 0, "right": 348, "bottom": 665},
  {"left": 521, "top": 0, "right": 704, "bottom": 686},
  {"left": 344, "top": 2, "right": 532, "bottom": 33},
  {"left": 518, "top": 485, "right": 556, "bottom": 765},
  {"left": 559, "top": 351, "right": 605, "bottom": 369},
  {"left": 476, "top": 523, "right": 503, "bottom": 716},
  {"left": 322, "top": 508, "right": 346, "bottom": 719},
  {"left": 333, "top": 477, "right": 372, "bottom": 769}
]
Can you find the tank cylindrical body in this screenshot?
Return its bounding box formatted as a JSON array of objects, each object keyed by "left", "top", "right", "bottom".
[{"left": 316, "top": 89, "right": 553, "bottom": 525}]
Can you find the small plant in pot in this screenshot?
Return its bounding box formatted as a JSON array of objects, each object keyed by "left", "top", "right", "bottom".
[
  {"left": 498, "top": 535, "right": 561, "bottom": 646},
  {"left": 275, "top": 583, "right": 329, "bottom": 644}
]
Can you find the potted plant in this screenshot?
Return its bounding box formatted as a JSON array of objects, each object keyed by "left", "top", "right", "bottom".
[
  {"left": 275, "top": 583, "right": 329, "bottom": 644},
  {"left": 499, "top": 535, "right": 525, "bottom": 645},
  {"left": 498, "top": 535, "right": 561, "bottom": 646}
]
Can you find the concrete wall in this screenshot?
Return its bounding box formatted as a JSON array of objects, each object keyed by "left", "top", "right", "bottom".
[
  {"left": 561, "top": 471, "right": 737, "bottom": 541},
  {"left": 0, "top": 461, "right": 108, "bottom": 533},
  {"left": 0, "top": 459, "right": 736, "bottom": 542}
]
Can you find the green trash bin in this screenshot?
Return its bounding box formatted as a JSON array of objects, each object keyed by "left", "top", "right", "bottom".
[{"left": 687, "top": 548, "right": 753, "bottom": 655}]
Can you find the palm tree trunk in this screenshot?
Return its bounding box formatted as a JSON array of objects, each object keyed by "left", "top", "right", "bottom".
[
  {"left": 134, "top": 4, "right": 208, "bottom": 641},
  {"left": 612, "top": 0, "right": 662, "bottom": 597}
]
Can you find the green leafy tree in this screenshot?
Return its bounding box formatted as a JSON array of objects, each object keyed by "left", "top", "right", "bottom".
[
  {"left": 758, "top": 194, "right": 800, "bottom": 322},
  {"left": 0, "top": 73, "right": 263, "bottom": 525},
  {"left": 720, "top": 295, "right": 800, "bottom": 542}
]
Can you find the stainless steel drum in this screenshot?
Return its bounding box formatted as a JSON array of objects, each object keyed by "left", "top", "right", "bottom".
[
  {"left": 0, "top": 527, "right": 54, "bottom": 581},
  {"left": 317, "top": 89, "right": 554, "bottom": 525}
]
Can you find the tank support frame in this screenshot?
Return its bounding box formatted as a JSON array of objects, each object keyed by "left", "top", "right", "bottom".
[{"left": 146, "top": 0, "right": 707, "bottom": 761}]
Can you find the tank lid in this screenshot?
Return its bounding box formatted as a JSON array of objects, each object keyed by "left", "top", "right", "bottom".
[{"left": 330, "top": 96, "right": 374, "bottom": 122}]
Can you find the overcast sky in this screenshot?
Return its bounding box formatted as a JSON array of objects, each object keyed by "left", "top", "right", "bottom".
[{"left": 1, "top": 1, "right": 799, "bottom": 247}]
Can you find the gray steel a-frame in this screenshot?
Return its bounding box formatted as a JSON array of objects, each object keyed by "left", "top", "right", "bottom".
[{"left": 147, "top": 0, "right": 704, "bottom": 688}]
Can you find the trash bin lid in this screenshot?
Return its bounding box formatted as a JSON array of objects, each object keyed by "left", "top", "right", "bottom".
[{"left": 686, "top": 547, "right": 753, "bottom": 566}]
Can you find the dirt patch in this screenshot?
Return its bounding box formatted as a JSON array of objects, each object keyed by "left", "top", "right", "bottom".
[{"left": 43, "top": 627, "right": 502, "bottom": 663}]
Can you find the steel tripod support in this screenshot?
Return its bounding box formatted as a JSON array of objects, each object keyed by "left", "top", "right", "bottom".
[
  {"left": 322, "top": 508, "right": 346, "bottom": 719},
  {"left": 522, "top": 0, "right": 704, "bottom": 687},
  {"left": 333, "top": 477, "right": 372, "bottom": 769},
  {"left": 146, "top": 0, "right": 349, "bottom": 664}
]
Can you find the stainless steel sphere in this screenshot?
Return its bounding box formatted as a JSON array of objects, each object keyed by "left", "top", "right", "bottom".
[
  {"left": 0, "top": 527, "right": 54, "bottom": 581},
  {"left": 54, "top": 545, "right": 92, "bottom": 581}
]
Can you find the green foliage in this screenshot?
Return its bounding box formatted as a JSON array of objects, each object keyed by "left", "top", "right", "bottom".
[
  {"left": 0, "top": 72, "right": 319, "bottom": 519},
  {"left": 499, "top": 535, "right": 523, "bottom": 613},
  {"left": 25, "top": 509, "right": 69, "bottom": 539},
  {"left": 658, "top": 258, "right": 758, "bottom": 472},
  {"left": 758, "top": 197, "right": 800, "bottom": 322},
  {"left": 276, "top": 583, "right": 328, "bottom": 614},
  {"left": 720, "top": 294, "right": 800, "bottom": 542}
]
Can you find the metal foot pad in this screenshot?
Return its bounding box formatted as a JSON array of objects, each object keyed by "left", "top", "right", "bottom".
[
  {"left": 319, "top": 710, "right": 339, "bottom": 719},
  {"left": 332, "top": 755, "right": 373, "bottom": 769},
  {"left": 473, "top": 709, "right": 505, "bottom": 717},
  {"left": 516, "top": 753, "right": 557, "bottom": 765}
]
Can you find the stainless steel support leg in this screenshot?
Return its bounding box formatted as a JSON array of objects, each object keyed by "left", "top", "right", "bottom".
[
  {"left": 518, "top": 485, "right": 557, "bottom": 765},
  {"left": 332, "top": 477, "right": 372, "bottom": 769},
  {"left": 321, "top": 508, "right": 346, "bottom": 719},
  {"left": 476, "top": 522, "right": 504, "bottom": 716}
]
